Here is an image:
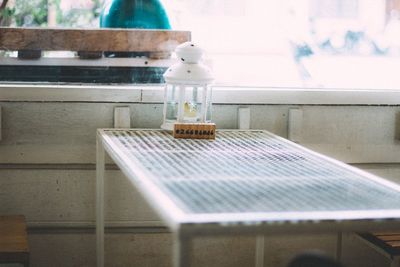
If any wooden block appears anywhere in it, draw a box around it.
[78,51,103,59]
[17,50,42,59]
[148,51,171,59]
[173,123,216,139]
[0,215,29,266]
[0,27,191,53]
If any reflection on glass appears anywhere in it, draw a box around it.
[164,85,212,123]
[206,86,212,122]
[184,101,197,120]
[166,101,177,121]
[183,87,199,121]
[165,85,177,121]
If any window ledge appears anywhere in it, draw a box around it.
[0,84,400,105]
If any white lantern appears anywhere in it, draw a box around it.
[161,42,214,131]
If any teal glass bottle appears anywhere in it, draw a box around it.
[100,0,171,29]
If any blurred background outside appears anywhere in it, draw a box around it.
[1,0,400,89]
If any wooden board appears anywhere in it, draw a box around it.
[0,215,29,252]
[374,233,400,241]
[372,233,400,248]
[0,215,29,265]
[0,27,191,52]
[358,232,400,255]
[173,123,216,139]
[17,50,42,59]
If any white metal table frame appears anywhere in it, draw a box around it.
[96,129,400,267]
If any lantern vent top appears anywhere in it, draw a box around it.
[175,42,203,63]
[163,42,213,84]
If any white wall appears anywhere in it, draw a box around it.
[0,87,399,267]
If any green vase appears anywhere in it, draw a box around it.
[100,0,171,57]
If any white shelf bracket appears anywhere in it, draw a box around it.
[288,108,303,143]
[238,107,251,130]
[396,112,400,140]
[114,107,131,128]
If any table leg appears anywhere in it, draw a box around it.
[173,233,192,267]
[96,136,105,267]
[336,232,342,262]
[255,235,265,267]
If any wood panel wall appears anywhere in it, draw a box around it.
[0,100,399,267]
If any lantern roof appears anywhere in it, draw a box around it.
[163,42,214,85]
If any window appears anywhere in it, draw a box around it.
[310,0,359,18]
[1,0,400,89]
[0,0,101,27]
[165,0,400,89]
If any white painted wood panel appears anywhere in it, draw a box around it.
[0,169,161,223]
[2,165,396,227]
[0,103,398,164]
[306,144,400,163]
[29,233,173,267]
[0,103,289,163]
[298,106,400,163]
[27,231,386,267]
[0,103,163,164]
[1,165,396,267]
[0,84,143,102]
[1,82,399,267]
[28,233,258,267]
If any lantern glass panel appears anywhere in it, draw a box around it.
[183,86,200,122]
[183,85,212,123]
[165,84,179,122]
[205,84,212,122]
[164,83,213,127]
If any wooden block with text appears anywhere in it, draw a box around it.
[173,123,216,140]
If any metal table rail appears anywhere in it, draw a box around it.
[96,129,400,267]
